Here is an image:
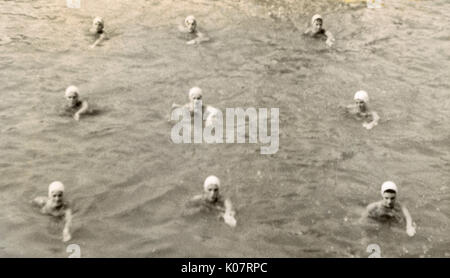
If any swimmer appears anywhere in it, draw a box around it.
[178,15,210,45]
[32,181,73,242]
[171,87,219,127]
[187,176,237,227]
[89,17,107,48]
[303,14,335,47]
[64,85,89,121]
[363,181,416,237]
[346,90,380,130]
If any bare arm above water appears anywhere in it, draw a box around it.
[401,205,416,237]
[32,196,47,208]
[363,111,379,130]
[74,100,89,121]
[90,33,106,48]
[63,209,73,242]
[222,198,237,227]
[187,31,210,45]
[325,30,335,47]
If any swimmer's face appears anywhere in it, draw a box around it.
[50,190,64,208]
[382,192,396,208]
[312,19,323,33]
[185,18,197,33]
[66,92,79,107]
[93,20,104,33]
[204,183,219,202]
[355,99,366,112]
[190,93,202,113]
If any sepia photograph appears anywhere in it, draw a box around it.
[0,0,449,262]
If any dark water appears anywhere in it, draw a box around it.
[0,0,449,257]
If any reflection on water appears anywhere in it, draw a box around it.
[0,0,449,257]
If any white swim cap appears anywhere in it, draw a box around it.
[381,181,398,196]
[65,85,79,97]
[311,14,323,24]
[354,90,369,103]
[189,87,203,100]
[204,175,220,191]
[93,17,104,25]
[48,181,65,197]
[185,15,196,24]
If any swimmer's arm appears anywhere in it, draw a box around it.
[363,202,378,219]
[370,111,380,125]
[363,111,380,130]
[187,195,204,208]
[222,199,237,227]
[32,196,47,208]
[63,209,72,242]
[178,25,189,33]
[224,199,235,215]
[345,104,360,117]
[303,28,312,36]
[90,33,106,48]
[325,30,335,47]
[345,104,356,114]
[401,205,416,237]
[187,32,210,44]
[74,100,89,121]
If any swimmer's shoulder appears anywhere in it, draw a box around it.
[393,202,404,213]
[366,201,382,216]
[80,99,89,108]
[345,104,358,114]
[187,195,204,207]
[32,196,48,208]
[303,28,312,36]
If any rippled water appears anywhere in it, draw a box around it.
[0,0,449,258]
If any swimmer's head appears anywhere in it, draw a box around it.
[48,181,65,207]
[185,15,197,33]
[311,14,323,32]
[189,87,203,113]
[203,175,220,202]
[65,85,80,107]
[381,181,397,208]
[93,17,104,33]
[354,90,369,111]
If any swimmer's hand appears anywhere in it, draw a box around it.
[223,211,237,227]
[186,39,197,45]
[406,223,416,237]
[363,122,373,129]
[363,119,378,130]
[326,38,335,47]
[63,228,71,242]
[325,31,335,47]
[73,113,80,121]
